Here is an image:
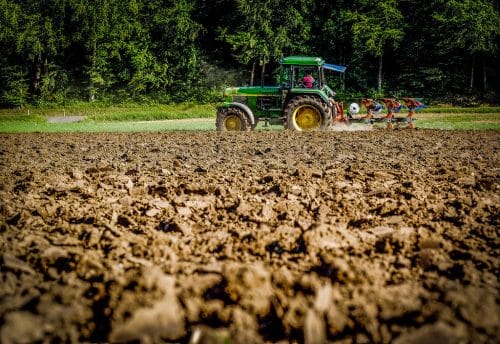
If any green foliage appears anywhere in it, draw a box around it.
[221,0,311,83]
[348,0,404,57]
[434,0,500,55]
[38,64,70,104]
[0,66,30,107]
[0,0,499,106]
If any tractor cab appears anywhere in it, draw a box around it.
[278,56,346,92]
[278,56,324,90]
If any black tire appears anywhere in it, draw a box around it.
[284,95,330,131]
[216,107,251,131]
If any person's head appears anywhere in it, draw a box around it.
[306,70,312,75]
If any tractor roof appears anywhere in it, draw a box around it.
[280,56,324,66]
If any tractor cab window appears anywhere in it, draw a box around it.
[278,65,322,89]
[291,67,320,88]
[277,66,292,89]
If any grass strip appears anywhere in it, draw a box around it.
[1,106,499,132]
[0,103,217,121]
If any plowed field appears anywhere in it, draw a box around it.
[1,129,499,343]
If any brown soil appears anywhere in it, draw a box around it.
[0,129,498,343]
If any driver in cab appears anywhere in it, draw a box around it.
[303,70,314,88]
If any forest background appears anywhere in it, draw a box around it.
[0,0,499,108]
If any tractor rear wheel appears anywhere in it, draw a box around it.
[216,107,250,131]
[284,95,330,131]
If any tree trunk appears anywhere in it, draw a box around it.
[89,40,96,101]
[32,56,42,96]
[377,55,383,91]
[250,61,256,86]
[483,56,487,91]
[339,47,345,90]
[470,54,475,91]
[43,57,49,78]
[260,59,266,87]
[341,48,346,90]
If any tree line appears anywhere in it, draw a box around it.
[0,0,499,107]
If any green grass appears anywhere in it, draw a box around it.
[0,103,217,121]
[0,114,46,123]
[0,104,499,133]
[419,106,500,114]
[0,118,216,133]
[87,104,216,121]
[415,113,500,130]
[0,103,218,132]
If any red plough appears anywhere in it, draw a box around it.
[333,97,425,129]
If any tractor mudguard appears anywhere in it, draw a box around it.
[222,102,255,126]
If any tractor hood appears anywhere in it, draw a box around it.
[223,86,281,97]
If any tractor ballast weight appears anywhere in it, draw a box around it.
[216,56,345,132]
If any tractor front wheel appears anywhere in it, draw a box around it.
[216,107,250,131]
[284,96,330,131]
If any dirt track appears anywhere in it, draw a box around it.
[0,129,499,343]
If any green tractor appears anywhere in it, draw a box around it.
[216,56,346,131]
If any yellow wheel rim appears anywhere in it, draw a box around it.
[224,114,242,131]
[292,105,322,130]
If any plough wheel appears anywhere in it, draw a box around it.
[216,107,251,131]
[408,122,415,129]
[284,95,330,131]
[386,122,394,130]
